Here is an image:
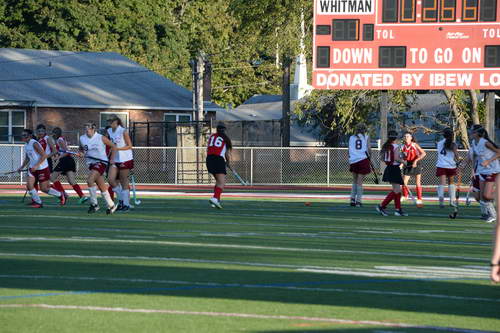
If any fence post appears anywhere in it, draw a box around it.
[174,147,178,185]
[250,148,254,185]
[19,145,24,185]
[327,148,330,187]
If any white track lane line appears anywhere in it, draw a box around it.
[0,304,495,333]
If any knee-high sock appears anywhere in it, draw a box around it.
[29,189,42,204]
[113,185,122,201]
[482,200,497,218]
[122,189,130,206]
[356,185,363,203]
[107,186,114,201]
[394,192,402,209]
[437,185,445,201]
[72,184,84,198]
[89,186,98,205]
[448,184,456,204]
[350,184,357,200]
[416,186,423,200]
[52,181,66,196]
[47,188,61,198]
[101,190,114,208]
[402,185,409,198]
[214,186,223,200]
[381,192,395,208]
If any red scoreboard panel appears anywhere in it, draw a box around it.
[313,0,500,89]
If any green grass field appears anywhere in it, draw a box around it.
[0,191,499,333]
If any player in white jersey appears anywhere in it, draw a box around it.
[78,122,118,215]
[435,128,460,208]
[348,124,371,207]
[107,115,134,212]
[17,129,65,208]
[36,124,57,173]
[471,127,500,223]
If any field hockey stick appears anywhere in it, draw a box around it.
[59,150,109,165]
[0,169,28,176]
[21,189,28,203]
[365,152,379,184]
[449,168,463,219]
[465,181,473,206]
[228,166,249,186]
[130,173,141,205]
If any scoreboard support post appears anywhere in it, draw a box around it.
[485,91,497,142]
[379,90,389,173]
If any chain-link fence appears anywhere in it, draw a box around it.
[0,144,474,186]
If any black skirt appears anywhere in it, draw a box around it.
[206,155,226,175]
[53,156,77,175]
[382,165,404,185]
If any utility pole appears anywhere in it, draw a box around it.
[485,91,496,142]
[281,58,291,147]
[194,53,205,146]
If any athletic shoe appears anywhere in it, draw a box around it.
[355,201,363,207]
[119,205,130,213]
[401,196,408,202]
[88,204,100,214]
[394,209,408,216]
[209,197,222,209]
[59,194,66,206]
[116,200,124,211]
[485,215,496,223]
[350,198,356,207]
[416,199,424,208]
[106,204,118,215]
[78,196,89,204]
[480,214,489,220]
[376,205,389,216]
[30,202,43,208]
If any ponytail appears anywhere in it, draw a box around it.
[475,128,499,149]
[443,128,455,151]
[382,131,398,153]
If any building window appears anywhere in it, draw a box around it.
[164,113,193,146]
[383,0,399,22]
[401,0,416,21]
[379,46,407,68]
[462,0,478,21]
[422,0,439,21]
[332,19,359,41]
[316,46,331,68]
[485,45,500,67]
[440,0,456,21]
[99,112,129,129]
[0,110,26,143]
[480,0,497,21]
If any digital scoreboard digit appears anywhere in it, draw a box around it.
[313,0,500,89]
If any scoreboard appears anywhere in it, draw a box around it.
[312,0,500,89]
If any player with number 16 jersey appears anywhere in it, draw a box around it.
[206,124,232,209]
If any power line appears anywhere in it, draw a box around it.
[212,64,277,71]
[0,69,154,82]
[212,81,274,89]
[0,51,82,65]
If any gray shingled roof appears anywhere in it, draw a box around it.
[0,48,223,111]
[217,95,322,146]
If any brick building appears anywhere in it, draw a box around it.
[0,48,222,146]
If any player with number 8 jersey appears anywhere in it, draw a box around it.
[348,124,371,207]
[206,123,232,209]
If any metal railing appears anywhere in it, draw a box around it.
[0,144,474,186]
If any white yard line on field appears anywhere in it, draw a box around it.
[0,273,493,301]
[0,304,495,333]
[0,237,488,261]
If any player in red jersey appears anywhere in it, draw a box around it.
[376,131,407,217]
[50,127,88,203]
[17,129,65,208]
[206,123,232,209]
[401,132,426,207]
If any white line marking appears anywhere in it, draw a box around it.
[0,304,495,332]
[0,237,488,261]
[0,274,494,302]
